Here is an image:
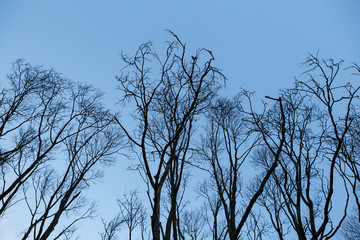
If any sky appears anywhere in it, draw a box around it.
[1,1,360,239]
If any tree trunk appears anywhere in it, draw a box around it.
[151,188,162,240]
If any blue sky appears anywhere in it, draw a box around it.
[1,1,359,239]
[1,1,359,103]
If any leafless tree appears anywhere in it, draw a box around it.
[115,31,225,240]
[197,179,227,240]
[243,211,270,240]
[341,208,360,240]
[163,136,193,240]
[257,55,359,240]
[198,93,286,240]
[335,63,360,210]
[257,165,290,240]
[117,190,147,240]
[0,60,62,215]
[180,209,208,240]
[99,190,148,240]
[99,215,124,240]
[0,60,123,239]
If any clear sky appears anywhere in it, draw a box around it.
[0,1,360,239]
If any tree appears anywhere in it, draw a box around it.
[115,31,225,240]
[197,179,227,240]
[340,207,360,240]
[243,210,270,240]
[0,60,59,215]
[0,60,122,239]
[117,190,147,240]
[198,93,286,240]
[257,55,359,239]
[180,209,208,240]
[99,214,124,240]
[337,63,360,224]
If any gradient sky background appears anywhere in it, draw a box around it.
[1,1,360,239]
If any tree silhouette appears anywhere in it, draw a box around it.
[115,31,225,240]
[0,60,123,239]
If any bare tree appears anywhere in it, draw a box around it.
[198,93,286,240]
[336,63,360,225]
[0,60,123,239]
[115,31,225,240]
[197,179,227,240]
[243,211,270,240]
[99,190,148,240]
[257,163,290,240]
[99,215,124,240]
[117,190,147,240]
[341,208,360,240]
[0,60,62,215]
[257,55,359,240]
[180,209,208,240]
